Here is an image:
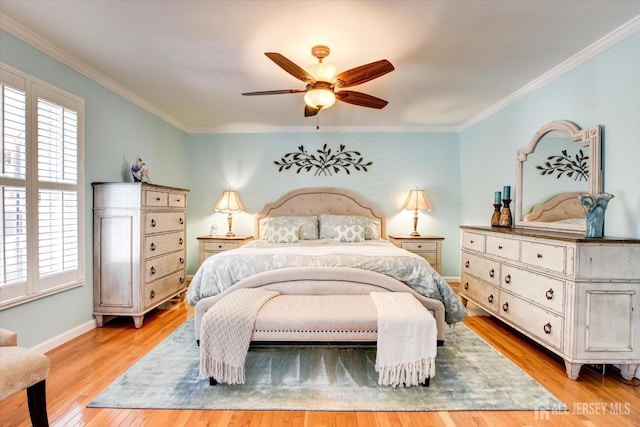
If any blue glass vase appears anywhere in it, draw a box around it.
[578,193,614,238]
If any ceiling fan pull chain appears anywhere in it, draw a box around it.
[316,114,320,130]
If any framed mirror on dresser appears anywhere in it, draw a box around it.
[460,120,640,381]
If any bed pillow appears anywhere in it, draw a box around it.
[259,216,319,240]
[266,225,299,243]
[319,214,379,240]
[333,224,365,243]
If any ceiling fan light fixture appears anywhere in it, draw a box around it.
[304,88,336,109]
[304,62,338,83]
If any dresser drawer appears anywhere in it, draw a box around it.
[144,212,185,234]
[502,265,565,314]
[462,231,485,252]
[144,251,186,282]
[486,235,520,261]
[168,192,186,208]
[145,190,169,207]
[144,231,185,258]
[460,274,500,314]
[499,293,564,350]
[144,271,186,309]
[521,241,566,273]
[462,252,500,286]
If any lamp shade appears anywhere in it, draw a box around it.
[402,189,432,212]
[215,190,244,212]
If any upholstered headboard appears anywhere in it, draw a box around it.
[253,187,387,239]
[523,191,584,223]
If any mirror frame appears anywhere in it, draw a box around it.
[515,120,602,233]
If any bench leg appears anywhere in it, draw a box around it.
[209,377,217,386]
[26,380,49,427]
[421,377,430,387]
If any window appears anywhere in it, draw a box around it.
[1,63,85,308]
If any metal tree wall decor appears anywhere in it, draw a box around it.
[536,149,589,182]
[275,143,372,176]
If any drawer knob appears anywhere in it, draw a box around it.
[543,323,552,334]
[489,268,495,278]
[417,245,422,248]
[465,260,470,268]
[150,242,156,251]
[179,217,184,225]
[470,240,474,244]
[537,253,543,259]
[180,257,185,264]
[177,198,181,202]
[218,245,223,249]
[150,290,155,299]
[150,218,156,227]
[179,277,185,284]
[179,238,184,245]
[498,245,503,250]
[464,282,469,290]
[545,289,554,300]
[156,197,161,201]
[502,302,509,312]
[504,274,511,284]
[150,266,156,275]
[487,294,494,303]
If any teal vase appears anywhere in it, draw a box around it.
[578,193,614,238]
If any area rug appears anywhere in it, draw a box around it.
[88,317,567,412]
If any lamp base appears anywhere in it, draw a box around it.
[225,231,235,237]
[410,231,420,236]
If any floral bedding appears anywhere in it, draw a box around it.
[187,239,467,323]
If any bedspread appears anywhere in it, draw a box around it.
[188,239,467,323]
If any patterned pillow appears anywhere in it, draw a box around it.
[319,214,379,240]
[266,225,299,243]
[259,216,318,240]
[333,224,365,243]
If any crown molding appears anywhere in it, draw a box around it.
[460,15,640,131]
[0,13,189,133]
[187,124,460,134]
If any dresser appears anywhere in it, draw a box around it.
[197,235,253,267]
[93,183,189,328]
[388,235,443,274]
[460,225,640,380]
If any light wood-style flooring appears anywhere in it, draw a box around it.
[1,293,639,426]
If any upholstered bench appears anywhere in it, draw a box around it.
[201,293,439,387]
[0,328,50,427]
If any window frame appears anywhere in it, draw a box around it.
[1,63,85,309]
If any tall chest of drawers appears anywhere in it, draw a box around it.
[93,183,189,328]
[460,225,640,380]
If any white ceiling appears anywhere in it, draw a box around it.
[1,1,639,133]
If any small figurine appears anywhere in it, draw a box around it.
[131,156,150,183]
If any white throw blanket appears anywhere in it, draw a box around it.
[370,292,437,387]
[199,288,280,385]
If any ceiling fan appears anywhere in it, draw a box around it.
[242,45,395,117]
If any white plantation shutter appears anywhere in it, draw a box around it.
[0,64,85,308]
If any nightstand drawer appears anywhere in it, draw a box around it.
[203,241,241,252]
[399,241,437,252]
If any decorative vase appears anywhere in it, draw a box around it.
[579,193,614,238]
[499,199,512,228]
[491,203,502,227]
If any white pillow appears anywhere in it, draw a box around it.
[319,214,379,240]
[267,225,299,243]
[333,224,365,243]
[259,216,318,240]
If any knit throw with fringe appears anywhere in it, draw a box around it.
[370,292,437,387]
[199,288,280,385]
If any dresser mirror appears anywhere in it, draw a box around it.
[515,120,602,233]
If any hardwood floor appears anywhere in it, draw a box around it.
[1,296,639,427]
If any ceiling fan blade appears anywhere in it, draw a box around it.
[304,104,320,117]
[265,52,316,84]
[334,59,394,88]
[242,89,306,96]
[335,90,389,109]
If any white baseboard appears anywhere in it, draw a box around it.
[32,319,97,354]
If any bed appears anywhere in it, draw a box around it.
[188,187,467,347]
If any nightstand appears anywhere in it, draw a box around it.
[388,235,444,274]
[197,235,253,267]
